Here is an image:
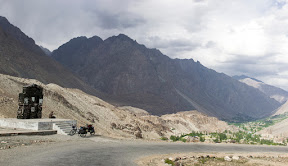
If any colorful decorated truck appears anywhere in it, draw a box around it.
[17,84,43,119]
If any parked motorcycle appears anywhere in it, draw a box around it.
[78,124,95,137]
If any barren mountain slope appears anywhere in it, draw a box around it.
[0,74,235,139]
[161,111,233,134]
[0,16,100,97]
[256,100,288,138]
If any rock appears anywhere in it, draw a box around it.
[232,156,239,160]
[209,155,216,159]
[224,156,232,161]
[239,156,246,159]
[168,157,174,161]
[110,123,117,129]
[135,132,143,139]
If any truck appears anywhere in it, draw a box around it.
[17,84,43,119]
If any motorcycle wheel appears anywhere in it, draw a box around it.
[69,130,76,136]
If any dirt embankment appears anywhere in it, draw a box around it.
[0,73,235,140]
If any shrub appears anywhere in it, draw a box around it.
[165,159,175,166]
[160,137,168,141]
[170,135,179,142]
[219,133,227,141]
[200,136,205,142]
[135,132,143,139]
[180,138,187,142]
[199,158,208,164]
[214,138,220,143]
[170,135,177,142]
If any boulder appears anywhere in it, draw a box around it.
[232,156,239,160]
[224,156,232,161]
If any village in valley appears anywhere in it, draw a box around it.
[162,113,288,146]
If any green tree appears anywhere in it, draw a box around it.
[200,136,205,142]
[170,135,179,142]
[214,137,220,143]
[219,133,227,141]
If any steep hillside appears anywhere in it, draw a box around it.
[258,117,288,138]
[234,75,288,104]
[52,34,280,122]
[272,100,288,115]
[254,101,288,140]
[0,74,235,139]
[0,16,43,55]
[0,16,99,95]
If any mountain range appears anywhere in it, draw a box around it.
[51,34,280,122]
[0,16,282,122]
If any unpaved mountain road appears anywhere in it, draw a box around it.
[1,136,288,166]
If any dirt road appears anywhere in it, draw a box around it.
[0,135,288,166]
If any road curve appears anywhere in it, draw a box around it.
[1,136,288,166]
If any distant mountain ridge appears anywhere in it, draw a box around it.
[52,34,280,122]
[233,75,288,104]
[233,75,263,83]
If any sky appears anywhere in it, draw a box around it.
[1,0,288,90]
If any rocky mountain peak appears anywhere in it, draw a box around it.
[55,36,103,52]
[89,35,103,43]
[105,34,136,44]
[55,36,88,51]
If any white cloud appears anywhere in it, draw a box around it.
[1,0,288,90]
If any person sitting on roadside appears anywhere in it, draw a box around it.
[49,111,56,118]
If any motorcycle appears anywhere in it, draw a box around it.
[78,124,95,137]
